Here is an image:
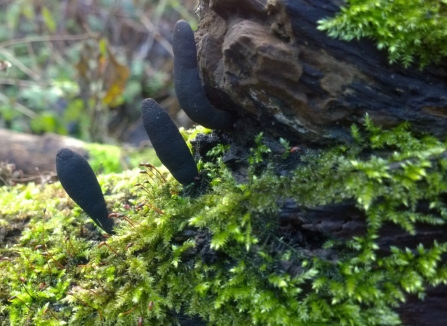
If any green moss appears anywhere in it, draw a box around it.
[84,143,161,174]
[180,125,212,151]
[317,0,447,67]
[2,120,447,325]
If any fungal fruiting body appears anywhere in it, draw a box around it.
[141,98,198,185]
[173,20,234,129]
[56,148,114,234]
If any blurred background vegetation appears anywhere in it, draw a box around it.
[0,0,197,145]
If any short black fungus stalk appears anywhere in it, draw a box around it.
[173,20,234,129]
[141,98,198,185]
[56,148,114,234]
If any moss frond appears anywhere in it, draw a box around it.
[318,0,447,67]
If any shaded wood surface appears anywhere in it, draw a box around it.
[196,0,447,144]
[278,199,447,326]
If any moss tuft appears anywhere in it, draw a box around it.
[318,0,447,67]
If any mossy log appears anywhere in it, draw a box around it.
[277,199,447,325]
[175,194,447,324]
[195,0,447,144]
[191,1,447,324]
[3,122,447,325]
[2,1,447,324]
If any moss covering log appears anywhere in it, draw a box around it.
[2,121,447,325]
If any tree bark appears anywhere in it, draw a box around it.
[195,0,447,144]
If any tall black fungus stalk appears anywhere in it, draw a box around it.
[173,20,234,129]
[56,148,114,234]
[141,98,198,186]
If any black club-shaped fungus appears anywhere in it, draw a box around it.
[173,20,234,129]
[141,98,198,185]
[56,148,114,234]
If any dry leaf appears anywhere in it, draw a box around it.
[102,48,130,106]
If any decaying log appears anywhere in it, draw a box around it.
[192,1,447,324]
[276,199,447,326]
[279,199,447,253]
[0,128,87,182]
[195,0,447,144]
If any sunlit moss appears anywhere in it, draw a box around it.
[85,143,161,174]
[318,0,447,67]
[1,121,447,325]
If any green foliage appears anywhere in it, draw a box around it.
[279,137,291,159]
[2,120,447,325]
[317,0,447,67]
[0,0,197,141]
[206,144,230,158]
[248,132,271,164]
[180,125,212,151]
[84,143,124,174]
[82,143,160,174]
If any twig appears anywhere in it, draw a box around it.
[0,91,37,118]
[0,49,41,81]
[10,172,57,184]
[102,0,122,36]
[0,78,43,87]
[137,0,173,59]
[0,33,95,49]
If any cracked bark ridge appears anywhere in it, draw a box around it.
[196,0,447,144]
[141,98,198,185]
[56,148,114,234]
[173,20,235,130]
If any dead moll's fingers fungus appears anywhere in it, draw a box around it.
[173,20,234,129]
[56,148,114,234]
[142,98,199,185]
